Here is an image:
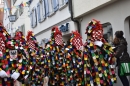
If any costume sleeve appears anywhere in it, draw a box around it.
[115,44,125,58]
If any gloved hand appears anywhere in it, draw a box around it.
[24,75,28,79]
[43,76,49,86]
[0,70,8,78]
[94,41,103,47]
[11,71,20,80]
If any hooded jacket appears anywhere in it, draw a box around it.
[115,37,130,63]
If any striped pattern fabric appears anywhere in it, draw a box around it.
[120,63,130,76]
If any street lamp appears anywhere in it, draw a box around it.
[8,15,16,22]
[8,15,16,37]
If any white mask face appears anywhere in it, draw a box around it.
[9,50,17,60]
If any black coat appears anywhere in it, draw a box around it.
[115,37,130,65]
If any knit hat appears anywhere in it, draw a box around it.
[115,30,124,38]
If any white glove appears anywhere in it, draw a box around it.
[94,41,103,47]
[11,71,20,80]
[0,70,8,78]
[43,76,49,86]
[24,75,28,79]
[112,47,115,49]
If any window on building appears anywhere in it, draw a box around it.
[37,0,46,23]
[102,23,113,45]
[30,12,33,27]
[37,0,46,22]
[45,0,59,16]
[4,10,7,20]
[59,0,68,6]
[19,3,23,16]
[30,8,37,28]
[48,0,54,15]
[59,0,68,10]
[13,0,17,5]
[20,24,25,36]
[41,0,46,20]
[41,38,49,48]
[65,0,68,3]
[59,0,65,6]
[16,28,19,32]
[52,0,59,12]
[8,23,10,30]
[45,0,49,17]
[7,24,8,29]
[14,9,18,20]
[37,3,41,22]
[1,0,4,4]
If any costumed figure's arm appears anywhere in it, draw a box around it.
[115,44,125,58]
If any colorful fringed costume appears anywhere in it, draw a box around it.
[0,26,29,86]
[64,30,84,85]
[83,19,117,86]
[45,26,66,86]
[0,24,12,86]
[4,31,30,86]
[12,31,30,85]
[26,31,45,85]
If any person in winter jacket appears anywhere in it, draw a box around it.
[113,30,130,86]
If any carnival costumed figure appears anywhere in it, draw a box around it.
[45,26,66,86]
[83,19,116,86]
[13,31,31,85]
[38,47,49,86]
[3,31,30,86]
[26,31,46,86]
[14,31,32,86]
[0,23,12,86]
[64,30,83,86]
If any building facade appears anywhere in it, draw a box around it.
[72,0,130,85]
[3,0,12,35]
[29,0,77,47]
[11,0,31,36]
[72,0,130,52]
[0,0,4,24]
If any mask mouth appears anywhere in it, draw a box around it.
[9,50,17,60]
